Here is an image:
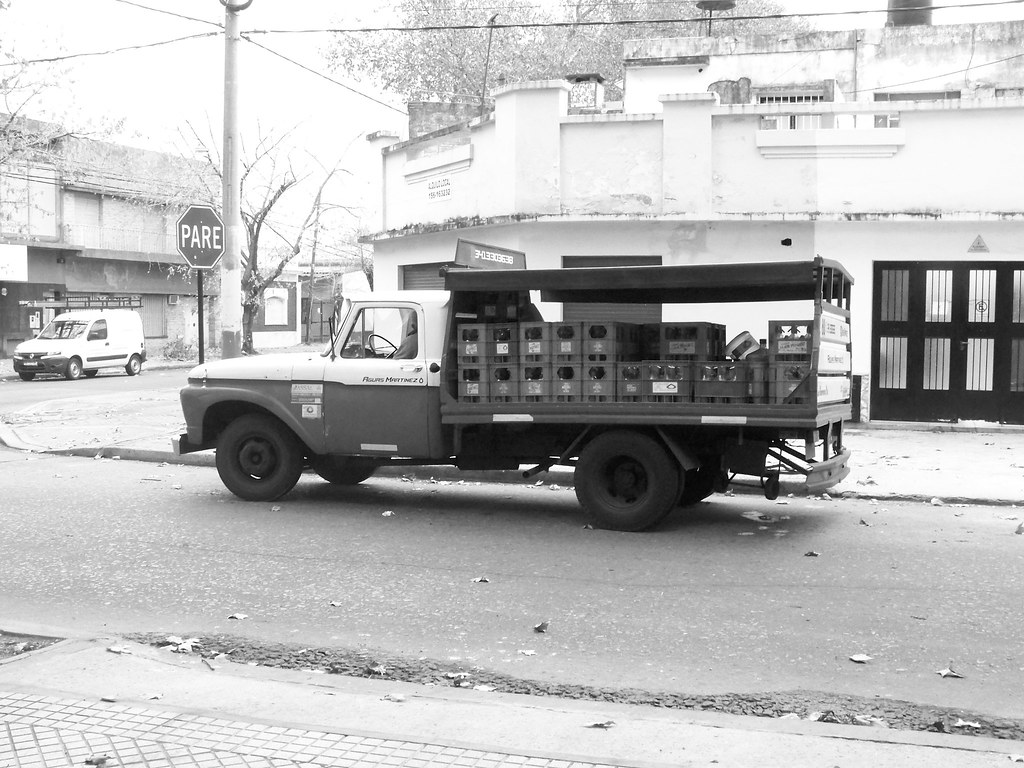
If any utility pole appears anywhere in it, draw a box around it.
[220,0,252,359]
[479,13,498,118]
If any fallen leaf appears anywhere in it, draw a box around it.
[930,497,945,507]
[534,621,549,633]
[472,577,489,583]
[85,756,111,766]
[1009,755,1024,762]
[382,510,395,517]
[859,519,872,527]
[586,720,615,729]
[143,692,163,700]
[804,550,820,557]
[368,664,389,675]
[381,693,406,702]
[202,658,218,671]
[329,601,344,607]
[473,684,496,692]
[582,524,594,530]
[936,666,965,678]
[99,696,117,703]
[778,712,800,719]
[849,654,873,664]
[518,649,536,656]
[270,505,282,512]
[227,613,248,620]
[106,645,132,655]
[953,718,981,728]
[1016,522,1024,535]
[854,715,889,728]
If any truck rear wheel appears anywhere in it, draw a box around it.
[311,456,378,485]
[575,430,681,531]
[216,414,304,501]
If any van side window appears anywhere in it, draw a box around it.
[88,320,108,341]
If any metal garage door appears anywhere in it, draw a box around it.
[138,294,167,338]
[562,255,663,323]
[400,262,455,290]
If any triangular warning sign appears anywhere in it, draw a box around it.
[968,235,989,253]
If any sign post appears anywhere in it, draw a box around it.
[176,205,226,364]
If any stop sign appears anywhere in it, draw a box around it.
[176,205,225,270]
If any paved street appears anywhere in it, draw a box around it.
[1,449,1021,723]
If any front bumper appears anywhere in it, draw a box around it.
[13,356,69,375]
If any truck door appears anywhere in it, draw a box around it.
[323,304,432,458]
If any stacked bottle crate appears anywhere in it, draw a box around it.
[552,322,584,402]
[643,361,691,403]
[767,320,812,404]
[641,323,728,403]
[456,322,519,403]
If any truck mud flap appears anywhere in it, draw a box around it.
[804,448,851,494]
[173,433,203,456]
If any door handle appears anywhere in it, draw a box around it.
[400,364,423,372]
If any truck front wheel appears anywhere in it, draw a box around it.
[575,430,681,532]
[216,414,304,501]
[311,455,378,485]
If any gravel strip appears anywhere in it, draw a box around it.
[128,632,1024,741]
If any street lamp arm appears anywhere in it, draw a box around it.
[219,0,253,10]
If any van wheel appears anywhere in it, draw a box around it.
[83,370,99,378]
[311,455,378,485]
[125,355,142,376]
[65,358,83,380]
[575,430,681,532]
[18,372,35,381]
[216,413,304,501]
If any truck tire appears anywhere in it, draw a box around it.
[575,430,681,532]
[311,455,378,485]
[216,413,304,501]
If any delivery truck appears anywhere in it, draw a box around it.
[176,256,852,531]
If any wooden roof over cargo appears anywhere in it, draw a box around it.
[442,257,852,310]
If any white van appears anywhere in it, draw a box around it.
[12,309,147,381]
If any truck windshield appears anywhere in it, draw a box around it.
[38,320,88,340]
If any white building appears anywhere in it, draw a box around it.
[363,18,1024,424]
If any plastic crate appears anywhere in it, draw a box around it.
[479,292,520,323]
[694,360,768,404]
[553,364,582,402]
[583,322,641,362]
[457,364,488,402]
[616,362,644,402]
[655,322,727,360]
[769,361,812,404]
[520,364,552,401]
[642,361,692,403]
[519,322,551,362]
[487,363,519,402]
[552,322,584,360]
[583,363,616,398]
[768,320,812,360]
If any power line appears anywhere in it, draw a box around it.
[109,0,223,29]
[240,36,408,116]
[0,32,219,67]
[241,0,1024,34]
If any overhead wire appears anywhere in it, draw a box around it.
[241,0,1024,34]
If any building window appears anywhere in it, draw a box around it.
[264,287,289,326]
[873,90,961,102]
[758,94,823,130]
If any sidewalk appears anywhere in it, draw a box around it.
[2,630,1022,768]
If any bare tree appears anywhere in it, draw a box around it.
[325,0,808,103]
[184,123,354,354]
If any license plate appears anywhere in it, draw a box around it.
[21,361,40,368]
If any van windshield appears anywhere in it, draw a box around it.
[38,320,89,340]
